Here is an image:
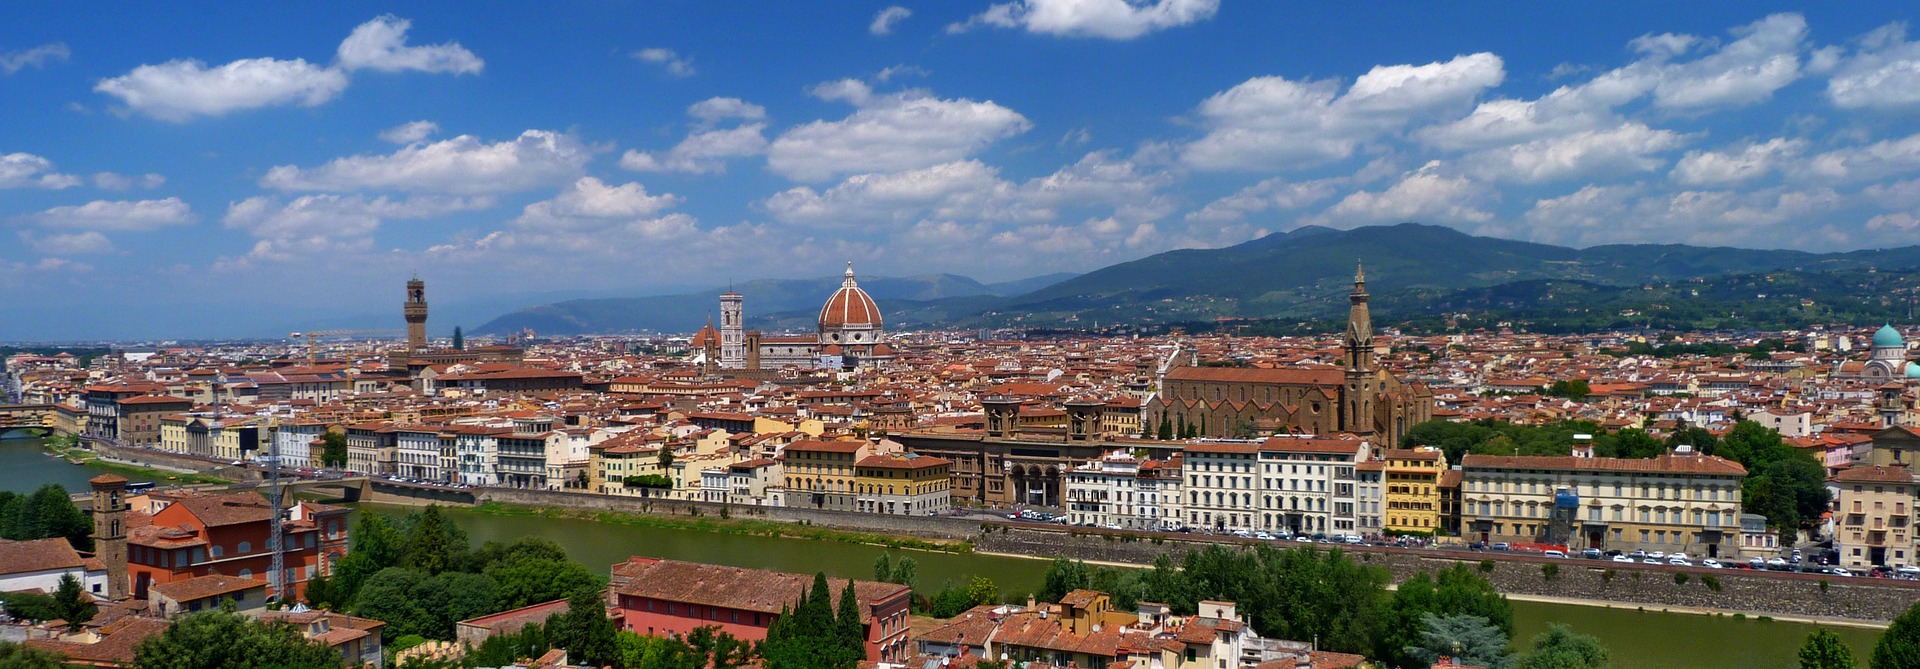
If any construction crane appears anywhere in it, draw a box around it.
[289,329,399,366]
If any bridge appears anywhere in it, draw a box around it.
[0,404,60,440]
[216,476,477,505]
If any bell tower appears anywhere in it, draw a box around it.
[1342,262,1377,437]
[405,275,429,350]
[719,291,745,369]
[90,474,129,599]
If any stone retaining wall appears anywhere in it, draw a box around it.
[975,526,1920,624]
[475,486,987,540]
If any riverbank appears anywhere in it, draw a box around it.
[466,501,974,555]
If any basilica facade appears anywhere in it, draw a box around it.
[1142,265,1434,448]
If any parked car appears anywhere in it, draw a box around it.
[1749,557,1767,569]
[1667,556,1692,566]
[1642,558,1661,565]
[1702,559,1723,569]
[1834,568,1856,577]
[1898,565,1920,578]
[1628,550,1648,560]
[1767,557,1789,569]
[1543,549,1568,559]
[1612,555,1635,563]
[1492,542,1512,551]
[1581,549,1604,559]
[1649,551,1667,560]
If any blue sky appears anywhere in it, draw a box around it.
[4,1,1920,340]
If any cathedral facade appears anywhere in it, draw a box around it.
[694,262,894,374]
[1142,265,1434,447]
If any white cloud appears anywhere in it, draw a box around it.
[1807,131,1920,182]
[1311,163,1494,226]
[1,43,70,75]
[19,197,194,231]
[1827,22,1920,109]
[1868,212,1920,231]
[1186,177,1344,222]
[1181,53,1504,170]
[621,98,770,174]
[94,57,349,121]
[20,230,113,255]
[261,130,590,194]
[1670,137,1804,185]
[765,153,1170,227]
[686,97,767,127]
[514,177,683,230]
[767,87,1031,181]
[1520,183,1844,246]
[871,6,912,35]
[1462,122,1689,183]
[379,120,441,144]
[0,153,81,189]
[90,172,166,190]
[221,194,489,262]
[949,0,1219,40]
[1649,13,1807,110]
[336,15,483,74]
[634,48,694,77]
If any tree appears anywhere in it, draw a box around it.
[1800,629,1858,669]
[761,573,861,669]
[402,506,460,575]
[963,576,1000,609]
[486,557,602,609]
[51,574,95,627]
[836,579,865,659]
[1517,624,1607,669]
[131,609,341,669]
[1874,601,1920,669]
[1038,558,1091,603]
[1157,416,1173,440]
[1595,428,1664,459]
[350,568,434,640]
[1406,613,1512,669]
[1378,565,1513,666]
[872,554,891,583]
[684,626,755,669]
[0,484,91,550]
[318,431,349,469]
[548,590,618,668]
[658,444,676,473]
[0,642,65,669]
[452,326,464,351]
[1544,379,1590,401]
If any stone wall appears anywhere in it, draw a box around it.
[87,440,255,480]
[474,487,987,540]
[975,526,1920,624]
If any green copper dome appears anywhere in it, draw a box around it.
[1875,324,1904,348]
[1906,362,1920,378]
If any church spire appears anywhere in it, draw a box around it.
[1345,260,1373,370]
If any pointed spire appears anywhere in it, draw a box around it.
[1354,260,1365,285]
[843,260,858,287]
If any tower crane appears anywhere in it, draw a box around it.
[288,329,399,366]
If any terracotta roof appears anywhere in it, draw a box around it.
[1184,441,1260,455]
[1259,436,1363,454]
[611,557,907,621]
[1461,452,1746,476]
[0,537,86,576]
[1835,465,1916,484]
[785,439,864,453]
[150,574,264,602]
[820,264,882,329]
[1165,366,1343,386]
[171,492,276,527]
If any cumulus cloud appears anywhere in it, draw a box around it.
[764,153,1167,226]
[621,98,769,174]
[1670,137,1804,185]
[20,230,114,255]
[94,57,348,121]
[1826,22,1920,109]
[221,194,489,262]
[1,43,70,75]
[379,120,441,144]
[94,15,475,120]
[871,6,912,35]
[1185,177,1345,222]
[1518,183,1845,246]
[1309,162,1494,227]
[0,153,81,189]
[767,85,1031,181]
[1807,131,1920,182]
[1181,53,1505,170]
[949,0,1219,40]
[18,197,194,231]
[634,48,694,77]
[1648,13,1807,110]
[513,177,683,230]
[90,172,166,190]
[1461,122,1690,183]
[336,15,483,74]
[261,130,590,194]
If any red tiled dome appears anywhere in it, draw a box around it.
[691,318,720,348]
[819,262,882,329]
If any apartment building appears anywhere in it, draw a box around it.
[782,439,871,511]
[1460,447,1747,556]
[1380,447,1446,535]
[1834,465,1919,570]
[1256,436,1370,536]
[1065,451,1183,530]
[1183,441,1258,531]
[852,452,952,516]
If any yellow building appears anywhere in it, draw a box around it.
[853,452,952,515]
[782,439,870,512]
[1834,465,1919,570]
[1460,449,1747,556]
[588,431,672,497]
[1380,447,1446,535]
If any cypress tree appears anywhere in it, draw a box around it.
[836,580,865,664]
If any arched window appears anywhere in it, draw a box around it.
[237,541,251,553]
[210,545,224,558]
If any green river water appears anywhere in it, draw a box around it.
[0,439,1888,667]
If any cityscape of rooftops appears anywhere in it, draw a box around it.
[7,3,1920,669]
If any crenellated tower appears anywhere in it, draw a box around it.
[405,276,429,350]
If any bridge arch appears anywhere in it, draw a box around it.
[0,427,53,440]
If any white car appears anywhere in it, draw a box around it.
[1667,556,1692,566]
[1702,559,1723,569]
[1254,531,1275,540]
[1612,555,1635,563]
[1833,568,1855,577]
[1649,551,1667,560]
[1669,552,1690,562]
[1767,558,1789,568]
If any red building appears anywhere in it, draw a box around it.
[126,491,349,601]
[609,557,913,662]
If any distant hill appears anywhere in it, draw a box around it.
[479,223,1920,335]
[474,271,1079,335]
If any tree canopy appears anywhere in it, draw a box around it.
[1517,624,1608,669]
[131,608,341,669]
[1874,601,1920,669]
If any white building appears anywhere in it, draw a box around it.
[393,426,445,482]
[453,425,508,486]
[1183,441,1259,531]
[1256,436,1370,536]
[1065,451,1184,530]
[0,537,110,597]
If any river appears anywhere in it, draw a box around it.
[354,503,1884,669]
[0,437,153,494]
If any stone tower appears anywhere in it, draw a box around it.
[1342,262,1377,437]
[719,291,745,369]
[89,474,129,599]
[405,276,429,350]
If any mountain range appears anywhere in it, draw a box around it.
[477,224,1920,335]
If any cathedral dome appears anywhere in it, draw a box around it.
[1876,324,1905,348]
[691,318,720,348]
[1906,362,1920,379]
[819,262,882,331]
